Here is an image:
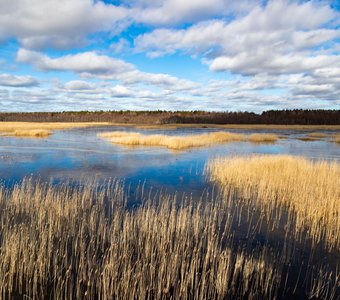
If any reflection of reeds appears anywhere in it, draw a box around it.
[248,134,278,143]
[0,179,280,299]
[206,155,340,250]
[99,131,281,149]
[0,122,111,138]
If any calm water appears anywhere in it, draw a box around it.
[0,126,339,191]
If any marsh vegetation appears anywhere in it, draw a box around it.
[0,122,111,138]
[206,155,340,250]
[0,155,339,299]
[98,131,279,150]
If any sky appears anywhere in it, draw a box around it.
[0,0,340,112]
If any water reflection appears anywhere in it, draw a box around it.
[0,126,339,190]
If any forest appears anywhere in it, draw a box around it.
[0,109,339,124]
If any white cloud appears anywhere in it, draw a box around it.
[128,0,260,25]
[135,0,339,75]
[209,53,340,75]
[0,73,39,87]
[63,80,96,91]
[17,49,199,91]
[111,85,135,97]
[17,49,134,75]
[0,0,129,49]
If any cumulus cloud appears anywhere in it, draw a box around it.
[17,49,199,91]
[0,73,39,87]
[135,0,339,74]
[0,0,129,49]
[126,0,260,25]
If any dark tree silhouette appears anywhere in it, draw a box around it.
[0,110,339,125]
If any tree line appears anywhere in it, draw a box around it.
[0,109,339,124]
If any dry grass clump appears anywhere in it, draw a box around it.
[307,132,327,138]
[99,131,246,149]
[248,134,278,143]
[0,179,284,299]
[9,129,52,138]
[206,155,340,250]
[99,131,283,149]
[0,122,111,138]
[332,134,340,144]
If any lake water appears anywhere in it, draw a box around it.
[1,126,339,190]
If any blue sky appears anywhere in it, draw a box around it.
[0,0,339,112]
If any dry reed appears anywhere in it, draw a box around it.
[0,122,111,138]
[307,132,327,138]
[206,155,340,250]
[0,179,283,300]
[98,131,282,149]
[9,129,52,137]
[332,134,340,144]
[248,134,278,143]
[0,178,338,299]
[98,131,246,149]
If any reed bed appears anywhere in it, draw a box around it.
[98,131,246,149]
[248,134,278,143]
[5,129,52,138]
[333,134,340,144]
[0,179,284,300]
[0,178,338,299]
[0,122,111,138]
[307,132,327,138]
[98,131,281,149]
[206,155,340,250]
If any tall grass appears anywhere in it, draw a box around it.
[0,179,287,299]
[0,177,338,298]
[248,134,278,143]
[206,155,340,250]
[0,122,111,138]
[307,132,327,138]
[333,134,340,144]
[8,129,52,137]
[98,131,280,149]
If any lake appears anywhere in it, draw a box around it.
[1,126,339,191]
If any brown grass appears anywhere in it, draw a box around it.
[7,129,52,137]
[332,134,340,144]
[99,131,282,149]
[134,124,340,130]
[0,179,338,299]
[206,155,340,250]
[98,131,247,149]
[0,179,284,299]
[248,134,278,143]
[0,122,112,138]
[307,132,327,138]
